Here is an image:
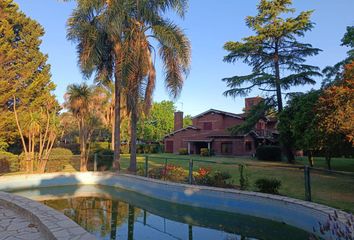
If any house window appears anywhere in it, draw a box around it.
[221,142,233,154]
[203,122,212,130]
[245,141,252,152]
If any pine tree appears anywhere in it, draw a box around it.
[0,0,58,170]
[223,0,321,112]
[222,0,322,162]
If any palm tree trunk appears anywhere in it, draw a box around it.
[129,109,138,172]
[111,120,115,151]
[113,68,121,171]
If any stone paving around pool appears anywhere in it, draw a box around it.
[0,191,95,240]
[0,204,44,240]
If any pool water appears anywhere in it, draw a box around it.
[11,185,312,240]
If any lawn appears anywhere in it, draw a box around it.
[118,153,354,213]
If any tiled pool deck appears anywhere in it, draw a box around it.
[0,191,95,240]
[0,204,43,240]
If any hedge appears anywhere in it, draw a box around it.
[256,145,282,162]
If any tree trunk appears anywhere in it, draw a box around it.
[111,121,115,151]
[274,41,283,112]
[79,127,88,172]
[113,73,121,170]
[129,109,137,173]
[127,204,135,240]
[110,200,119,240]
[308,150,314,167]
[284,145,295,163]
[325,150,331,170]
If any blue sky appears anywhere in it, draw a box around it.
[15,0,354,116]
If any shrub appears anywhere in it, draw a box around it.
[91,142,110,153]
[179,148,188,155]
[255,178,282,194]
[120,144,130,154]
[0,142,9,152]
[194,167,212,185]
[58,143,80,155]
[239,164,249,190]
[148,164,186,182]
[0,151,19,173]
[212,171,232,188]
[137,144,145,154]
[194,168,232,188]
[47,148,74,172]
[256,145,282,162]
[200,148,210,156]
[49,148,73,159]
[95,149,114,170]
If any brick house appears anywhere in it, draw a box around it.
[164,97,278,156]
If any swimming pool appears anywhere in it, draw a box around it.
[10,185,311,240]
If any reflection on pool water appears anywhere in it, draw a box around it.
[11,185,311,240]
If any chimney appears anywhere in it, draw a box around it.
[174,111,183,131]
[245,97,263,112]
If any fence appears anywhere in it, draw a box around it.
[1,153,353,213]
[124,155,354,213]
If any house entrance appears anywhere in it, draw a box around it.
[195,142,209,155]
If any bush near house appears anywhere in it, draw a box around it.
[179,148,188,155]
[255,178,282,194]
[256,145,282,161]
[200,148,210,156]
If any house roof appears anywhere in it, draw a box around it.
[192,109,244,120]
[164,126,199,138]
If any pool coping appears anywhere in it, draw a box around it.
[0,191,96,240]
[0,172,352,240]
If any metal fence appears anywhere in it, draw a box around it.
[125,155,354,213]
[1,153,353,213]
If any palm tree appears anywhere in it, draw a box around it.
[64,83,101,171]
[67,0,123,170]
[67,0,191,172]
[122,5,191,172]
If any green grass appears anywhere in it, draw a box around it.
[296,156,354,172]
[118,153,354,213]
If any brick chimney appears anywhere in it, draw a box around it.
[174,111,183,131]
[245,97,263,112]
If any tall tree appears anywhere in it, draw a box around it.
[138,101,176,142]
[67,0,123,170]
[222,0,321,162]
[67,0,190,172]
[0,0,59,172]
[183,114,193,127]
[316,61,354,169]
[64,83,103,171]
[278,91,322,167]
[121,2,191,172]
